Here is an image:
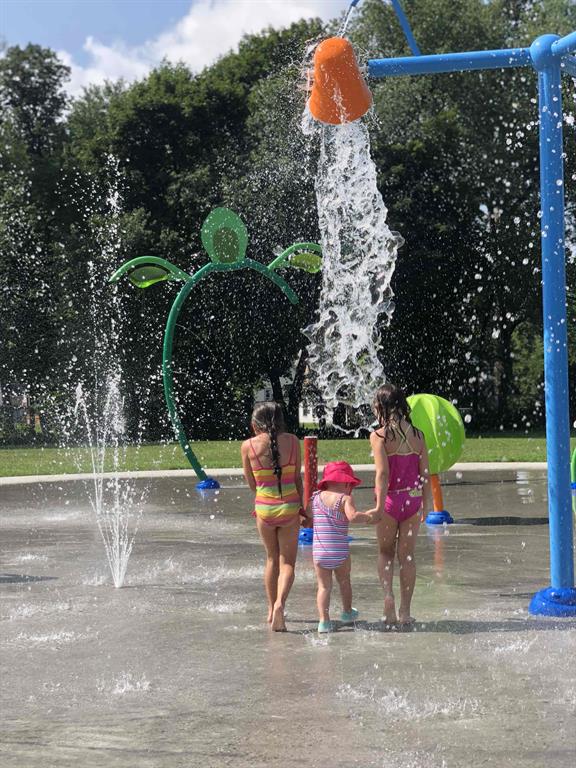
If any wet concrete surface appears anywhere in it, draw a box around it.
[1,469,575,767]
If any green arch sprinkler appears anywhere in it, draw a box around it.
[109,207,322,489]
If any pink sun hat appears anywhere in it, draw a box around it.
[317,461,362,490]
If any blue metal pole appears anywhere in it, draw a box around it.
[368,47,531,78]
[528,35,576,617]
[345,0,421,56]
[552,30,576,57]
[389,0,421,56]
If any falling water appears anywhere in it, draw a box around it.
[303,114,403,416]
[338,1,359,37]
[339,8,354,38]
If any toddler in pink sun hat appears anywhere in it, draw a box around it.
[308,461,381,633]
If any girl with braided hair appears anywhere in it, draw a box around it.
[241,401,306,631]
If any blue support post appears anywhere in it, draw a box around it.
[528,35,576,617]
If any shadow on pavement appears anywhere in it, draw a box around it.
[287,617,576,635]
[0,573,58,584]
[454,516,549,526]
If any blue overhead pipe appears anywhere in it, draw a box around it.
[552,30,576,56]
[561,56,576,77]
[369,47,531,77]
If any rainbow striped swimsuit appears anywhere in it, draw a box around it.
[312,492,349,568]
[251,437,301,525]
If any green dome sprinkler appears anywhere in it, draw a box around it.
[109,207,322,489]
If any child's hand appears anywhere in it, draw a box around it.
[365,508,383,524]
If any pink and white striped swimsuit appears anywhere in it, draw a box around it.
[312,492,349,568]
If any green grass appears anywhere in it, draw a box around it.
[0,434,574,477]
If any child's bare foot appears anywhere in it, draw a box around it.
[267,607,273,623]
[398,612,415,630]
[271,603,287,632]
[383,596,397,626]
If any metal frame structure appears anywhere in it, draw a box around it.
[110,215,321,490]
[363,2,576,616]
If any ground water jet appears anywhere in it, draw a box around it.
[66,156,146,588]
[74,374,144,588]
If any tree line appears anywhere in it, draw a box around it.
[0,0,574,445]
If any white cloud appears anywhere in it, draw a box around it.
[59,38,152,94]
[60,0,345,96]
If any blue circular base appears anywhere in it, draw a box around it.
[529,586,576,617]
[425,510,454,525]
[196,477,220,490]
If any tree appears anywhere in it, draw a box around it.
[0,45,72,439]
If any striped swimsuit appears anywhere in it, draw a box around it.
[312,492,349,568]
[251,436,301,527]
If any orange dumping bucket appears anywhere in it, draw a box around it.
[308,37,372,125]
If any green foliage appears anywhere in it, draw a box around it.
[0,2,574,446]
[0,44,69,155]
[0,44,73,436]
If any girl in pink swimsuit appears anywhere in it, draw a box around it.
[369,384,432,628]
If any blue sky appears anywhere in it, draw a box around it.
[3,1,194,65]
[1,0,345,94]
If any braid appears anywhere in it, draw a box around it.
[250,400,286,498]
[268,424,283,497]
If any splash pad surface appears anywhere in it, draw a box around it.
[1,470,575,767]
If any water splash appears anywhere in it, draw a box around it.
[74,374,143,588]
[303,115,403,415]
[97,672,151,696]
[69,157,146,588]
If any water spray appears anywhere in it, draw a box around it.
[303,35,403,418]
